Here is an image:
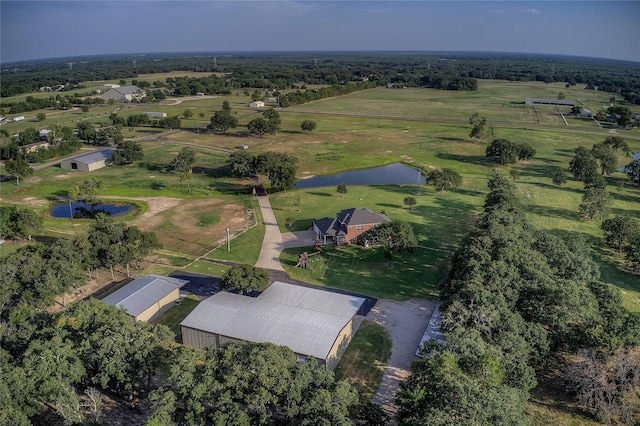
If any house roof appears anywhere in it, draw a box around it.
[336,208,390,226]
[180,281,365,360]
[65,148,115,165]
[101,274,188,317]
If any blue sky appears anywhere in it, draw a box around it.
[1,1,639,64]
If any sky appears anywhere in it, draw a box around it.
[1,1,639,64]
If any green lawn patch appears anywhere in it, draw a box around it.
[282,244,441,300]
[151,295,200,343]
[197,211,221,227]
[184,260,232,277]
[334,321,392,399]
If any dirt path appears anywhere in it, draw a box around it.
[367,298,436,417]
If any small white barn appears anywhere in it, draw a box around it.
[60,148,115,172]
[180,282,365,370]
[249,101,265,108]
[143,111,167,118]
[101,274,188,323]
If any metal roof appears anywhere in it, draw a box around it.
[101,274,188,317]
[66,148,115,166]
[112,85,142,95]
[180,281,365,359]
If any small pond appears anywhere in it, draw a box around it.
[50,201,136,219]
[293,162,426,189]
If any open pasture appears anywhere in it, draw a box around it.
[289,80,613,127]
[2,79,638,307]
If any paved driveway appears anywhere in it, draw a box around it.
[367,298,436,416]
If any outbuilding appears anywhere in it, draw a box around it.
[143,111,167,118]
[249,101,265,108]
[180,281,365,370]
[101,274,189,323]
[60,148,115,172]
[101,85,145,103]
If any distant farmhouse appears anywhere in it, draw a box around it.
[181,281,365,370]
[101,274,188,323]
[60,148,115,172]
[313,208,390,245]
[525,97,575,107]
[101,85,145,103]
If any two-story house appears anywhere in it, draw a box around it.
[313,208,390,245]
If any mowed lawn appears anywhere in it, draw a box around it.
[334,321,392,399]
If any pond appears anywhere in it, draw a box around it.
[293,162,426,189]
[50,201,136,219]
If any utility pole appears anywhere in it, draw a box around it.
[227,225,230,251]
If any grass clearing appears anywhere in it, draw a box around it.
[184,260,232,277]
[151,295,200,343]
[334,321,392,399]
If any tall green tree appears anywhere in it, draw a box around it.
[222,100,232,112]
[427,168,462,192]
[469,113,487,141]
[247,117,269,138]
[219,264,268,294]
[69,178,103,203]
[226,150,253,177]
[4,156,32,185]
[603,135,630,156]
[579,187,611,219]
[210,110,238,133]
[569,146,598,181]
[169,146,196,173]
[601,215,638,251]
[111,141,144,165]
[263,108,281,135]
[591,142,617,175]
[486,139,518,164]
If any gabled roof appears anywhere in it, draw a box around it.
[336,208,390,227]
[66,148,115,165]
[111,85,142,95]
[180,281,365,360]
[102,274,188,317]
[313,217,343,237]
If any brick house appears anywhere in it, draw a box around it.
[313,208,390,245]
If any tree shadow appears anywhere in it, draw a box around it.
[436,152,491,166]
[525,204,579,221]
[454,188,485,197]
[139,162,167,172]
[306,191,333,197]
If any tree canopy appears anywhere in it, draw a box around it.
[219,264,268,294]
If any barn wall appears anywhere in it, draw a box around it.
[181,326,219,349]
[325,318,354,371]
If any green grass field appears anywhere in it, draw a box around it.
[2,80,638,307]
[150,295,200,343]
[334,321,392,399]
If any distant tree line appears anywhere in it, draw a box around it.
[3,53,639,104]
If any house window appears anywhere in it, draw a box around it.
[356,225,363,231]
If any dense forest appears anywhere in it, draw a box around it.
[396,175,640,425]
[2,52,640,103]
